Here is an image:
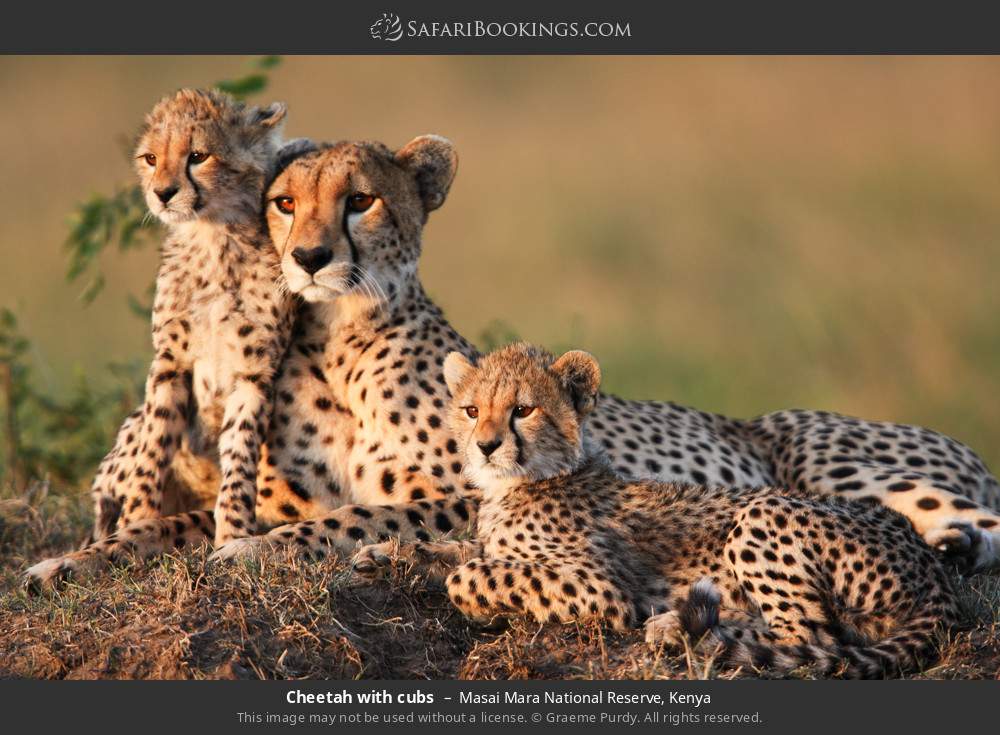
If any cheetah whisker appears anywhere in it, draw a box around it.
[350,265,389,311]
[273,270,292,300]
[359,265,389,306]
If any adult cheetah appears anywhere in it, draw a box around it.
[358,343,961,678]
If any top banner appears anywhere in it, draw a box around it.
[5,0,1000,54]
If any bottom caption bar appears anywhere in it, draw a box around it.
[4,680,992,733]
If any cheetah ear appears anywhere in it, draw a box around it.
[274,138,317,175]
[443,352,475,396]
[395,135,458,215]
[253,101,288,129]
[550,351,601,417]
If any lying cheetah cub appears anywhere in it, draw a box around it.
[26,90,304,587]
[361,343,960,678]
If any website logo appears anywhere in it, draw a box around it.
[366,16,631,43]
[370,13,404,42]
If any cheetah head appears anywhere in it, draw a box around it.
[265,136,457,309]
[443,343,602,496]
[134,88,288,225]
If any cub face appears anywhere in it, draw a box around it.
[443,343,602,494]
[134,88,287,225]
[264,135,457,306]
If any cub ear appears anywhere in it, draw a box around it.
[443,351,476,396]
[550,350,602,416]
[395,135,458,215]
[254,101,288,129]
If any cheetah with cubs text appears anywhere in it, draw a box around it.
[359,343,961,678]
[26,89,310,586]
[26,131,1000,587]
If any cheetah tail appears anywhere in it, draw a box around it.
[677,577,722,637]
[678,578,948,679]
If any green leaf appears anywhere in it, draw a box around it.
[478,320,521,352]
[63,185,157,302]
[119,212,149,248]
[216,74,268,99]
[80,274,106,304]
[127,292,153,321]
[256,55,282,70]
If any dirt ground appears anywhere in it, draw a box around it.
[1,483,999,680]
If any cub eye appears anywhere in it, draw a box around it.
[188,151,209,164]
[142,153,156,167]
[347,193,375,213]
[465,406,479,419]
[274,197,295,214]
[513,405,535,419]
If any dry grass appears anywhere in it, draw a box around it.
[1,486,998,680]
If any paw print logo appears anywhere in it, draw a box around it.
[370,13,404,42]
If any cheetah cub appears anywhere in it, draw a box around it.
[363,343,960,678]
[26,90,305,587]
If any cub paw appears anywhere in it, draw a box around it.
[24,556,76,593]
[209,536,269,563]
[644,610,687,647]
[352,541,397,578]
[353,540,465,584]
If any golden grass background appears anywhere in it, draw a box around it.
[2,56,999,468]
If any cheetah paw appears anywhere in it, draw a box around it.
[925,522,998,573]
[23,555,76,593]
[209,536,270,563]
[352,541,397,578]
[353,540,463,583]
[644,610,686,647]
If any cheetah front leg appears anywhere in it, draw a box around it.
[88,408,143,542]
[445,559,635,631]
[212,377,272,545]
[24,511,215,591]
[114,352,191,529]
[353,538,483,583]
[209,496,477,563]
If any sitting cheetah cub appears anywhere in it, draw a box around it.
[362,343,960,678]
[26,90,305,587]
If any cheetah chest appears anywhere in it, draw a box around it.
[189,294,246,436]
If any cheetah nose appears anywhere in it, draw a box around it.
[291,246,334,276]
[154,185,179,204]
[477,439,502,458]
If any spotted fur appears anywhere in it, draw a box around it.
[374,344,961,678]
[25,89,300,588]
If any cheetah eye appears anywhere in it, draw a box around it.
[142,153,156,167]
[464,406,479,419]
[513,405,535,419]
[347,193,376,213]
[188,151,209,165]
[274,196,295,215]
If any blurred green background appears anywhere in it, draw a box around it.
[2,55,1000,486]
